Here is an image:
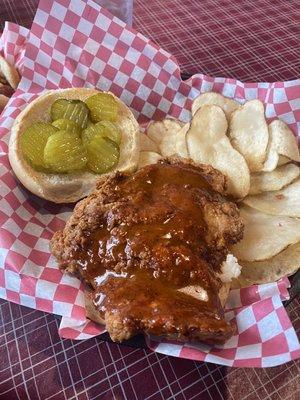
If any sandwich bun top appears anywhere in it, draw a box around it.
[9,87,139,203]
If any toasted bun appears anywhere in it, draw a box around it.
[9,88,140,203]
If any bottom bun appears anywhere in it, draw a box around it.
[9,88,139,203]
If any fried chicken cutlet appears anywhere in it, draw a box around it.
[51,159,243,344]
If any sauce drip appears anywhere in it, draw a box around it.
[70,162,232,340]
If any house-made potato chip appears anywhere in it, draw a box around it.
[244,179,300,217]
[147,119,188,158]
[187,105,250,198]
[263,120,300,172]
[191,92,240,120]
[249,163,299,195]
[232,205,300,261]
[231,242,300,287]
[139,131,159,152]
[229,100,269,172]
[138,150,162,168]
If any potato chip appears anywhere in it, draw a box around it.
[263,119,300,172]
[229,100,269,172]
[186,105,250,198]
[249,163,299,195]
[191,92,240,120]
[232,205,300,261]
[0,94,9,112]
[262,146,278,172]
[277,155,290,166]
[146,119,188,158]
[0,55,20,89]
[139,131,159,152]
[231,242,300,288]
[138,151,162,168]
[244,179,300,217]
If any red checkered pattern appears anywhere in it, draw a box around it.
[150,294,300,368]
[58,278,299,367]
[1,0,299,83]
[0,22,28,71]
[0,0,300,368]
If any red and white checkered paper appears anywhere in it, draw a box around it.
[0,0,299,367]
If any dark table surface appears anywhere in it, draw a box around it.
[0,0,300,399]
[1,0,300,82]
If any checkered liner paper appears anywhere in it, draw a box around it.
[0,0,300,368]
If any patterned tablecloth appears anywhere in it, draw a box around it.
[0,0,300,399]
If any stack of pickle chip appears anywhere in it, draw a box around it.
[20,93,121,174]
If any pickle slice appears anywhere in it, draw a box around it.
[82,121,121,146]
[51,99,90,129]
[85,93,118,122]
[81,124,98,146]
[44,131,88,173]
[87,136,119,174]
[52,119,82,136]
[96,121,121,145]
[20,122,58,170]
